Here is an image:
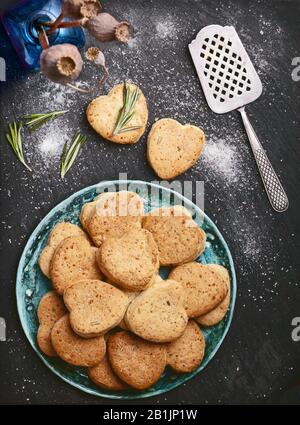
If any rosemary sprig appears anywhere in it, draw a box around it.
[5,122,32,171]
[112,83,142,135]
[60,133,86,179]
[24,110,68,131]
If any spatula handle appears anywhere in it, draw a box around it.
[239,107,289,212]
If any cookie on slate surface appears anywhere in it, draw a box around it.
[51,315,106,367]
[37,291,67,356]
[39,222,89,278]
[87,191,144,247]
[88,354,128,390]
[166,320,206,373]
[143,206,206,266]
[63,279,128,338]
[50,236,102,294]
[86,83,148,144]
[125,280,188,342]
[108,331,167,390]
[147,118,205,179]
[196,265,231,326]
[169,262,228,317]
[97,228,159,291]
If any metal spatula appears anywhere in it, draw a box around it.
[189,25,289,212]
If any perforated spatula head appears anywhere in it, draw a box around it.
[189,25,262,114]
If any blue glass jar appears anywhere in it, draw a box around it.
[1,0,85,69]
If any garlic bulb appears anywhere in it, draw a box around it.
[84,12,131,43]
[40,44,83,85]
[62,0,101,20]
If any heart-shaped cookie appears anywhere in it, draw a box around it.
[37,291,67,356]
[50,235,103,294]
[195,264,231,326]
[97,228,159,291]
[51,315,106,367]
[143,206,206,266]
[107,331,167,390]
[63,279,128,337]
[86,83,148,144]
[147,118,205,179]
[88,354,128,390]
[125,279,188,342]
[166,320,205,373]
[169,262,229,317]
[39,222,89,278]
[86,191,144,247]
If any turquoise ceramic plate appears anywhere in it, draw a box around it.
[16,180,236,399]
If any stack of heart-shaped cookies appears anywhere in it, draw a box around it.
[37,191,231,391]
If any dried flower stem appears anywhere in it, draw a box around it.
[66,83,90,93]
[44,12,64,32]
[55,20,83,30]
[37,27,49,49]
[99,66,109,88]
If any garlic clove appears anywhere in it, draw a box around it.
[84,12,131,43]
[40,43,83,85]
[62,0,101,20]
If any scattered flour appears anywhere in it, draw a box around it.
[37,121,69,163]
[155,18,178,40]
[202,138,239,183]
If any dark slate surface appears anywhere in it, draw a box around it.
[0,0,299,405]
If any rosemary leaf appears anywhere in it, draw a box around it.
[112,84,142,135]
[60,133,86,179]
[24,110,68,131]
[5,121,32,171]
[118,126,145,134]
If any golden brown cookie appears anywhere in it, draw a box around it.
[51,315,106,367]
[108,331,166,390]
[63,279,128,337]
[147,118,205,179]
[88,355,128,390]
[39,246,55,278]
[166,320,205,373]
[48,222,88,247]
[39,222,89,278]
[80,201,98,230]
[86,191,144,247]
[196,265,231,326]
[169,262,228,317]
[143,206,206,266]
[37,291,67,356]
[87,83,148,144]
[50,236,102,294]
[125,280,188,342]
[97,228,159,291]
[118,291,139,330]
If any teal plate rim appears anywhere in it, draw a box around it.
[16,180,237,400]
